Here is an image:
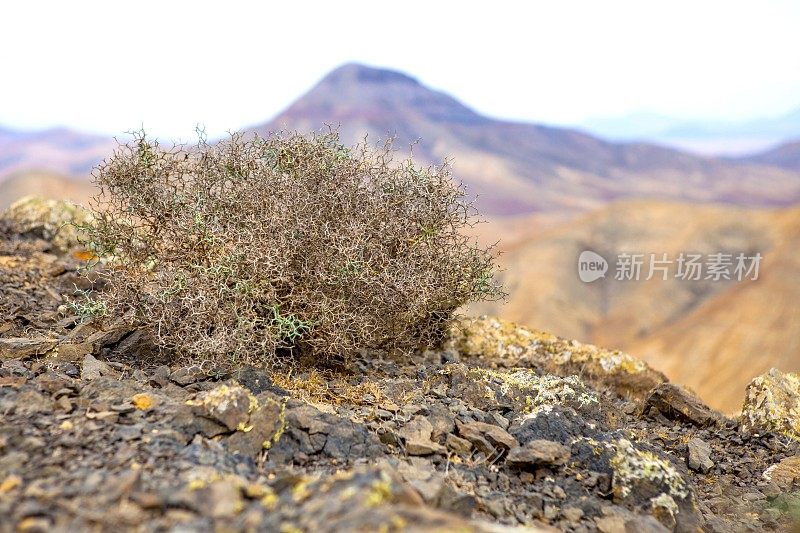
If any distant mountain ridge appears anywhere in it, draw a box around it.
[0,125,115,181]
[250,63,800,216]
[2,63,800,216]
[739,139,800,171]
[581,108,800,156]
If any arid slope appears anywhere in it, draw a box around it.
[470,200,800,412]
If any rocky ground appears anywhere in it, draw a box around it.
[2,197,800,532]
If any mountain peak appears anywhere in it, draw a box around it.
[321,63,421,87]
[256,63,486,138]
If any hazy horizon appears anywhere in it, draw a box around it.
[2,0,799,142]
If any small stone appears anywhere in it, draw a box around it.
[409,474,444,502]
[170,365,204,386]
[427,404,455,439]
[687,437,714,473]
[399,416,445,455]
[483,497,505,518]
[506,439,571,468]
[60,362,81,378]
[436,484,476,517]
[149,365,171,388]
[81,354,112,381]
[231,366,284,395]
[398,416,434,442]
[490,412,510,430]
[644,383,723,427]
[406,439,446,456]
[33,371,71,394]
[56,342,91,362]
[446,434,473,454]
[187,385,252,431]
[205,478,243,518]
[56,396,73,412]
[457,421,518,454]
[552,484,567,499]
[626,515,671,532]
[543,504,559,520]
[595,515,626,533]
[0,338,57,360]
[378,429,400,446]
[563,507,584,522]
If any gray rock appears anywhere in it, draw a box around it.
[741,368,800,439]
[170,365,204,386]
[397,416,430,439]
[399,416,445,455]
[563,506,584,522]
[226,396,284,458]
[0,337,57,360]
[81,354,113,381]
[506,439,571,468]
[406,438,446,456]
[148,365,171,388]
[687,437,714,473]
[408,474,444,502]
[644,383,724,428]
[436,484,476,517]
[457,420,519,454]
[187,385,252,431]
[445,434,473,454]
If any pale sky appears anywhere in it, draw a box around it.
[1,0,799,140]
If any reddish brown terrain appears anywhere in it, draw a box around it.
[469,201,800,412]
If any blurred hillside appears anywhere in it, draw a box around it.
[740,139,800,170]
[0,126,114,181]
[468,200,800,412]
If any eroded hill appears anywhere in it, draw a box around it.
[469,200,800,412]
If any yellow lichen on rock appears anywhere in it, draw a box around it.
[455,366,598,417]
[259,397,287,450]
[610,438,688,500]
[2,196,92,253]
[132,393,155,411]
[185,384,252,431]
[0,475,22,494]
[445,316,666,398]
[364,472,394,507]
[741,368,800,440]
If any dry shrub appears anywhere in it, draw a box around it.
[82,130,501,370]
